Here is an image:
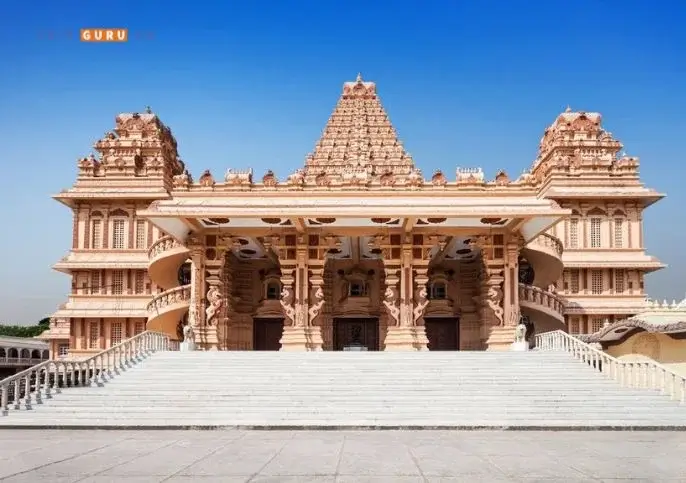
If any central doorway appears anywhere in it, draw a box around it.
[253,318,284,351]
[333,318,379,351]
[424,317,459,351]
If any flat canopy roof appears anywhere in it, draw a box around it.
[137,193,570,243]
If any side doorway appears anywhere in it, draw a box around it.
[424,317,459,351]
[253,318,284,351]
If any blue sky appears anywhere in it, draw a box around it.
[0,1,684,324]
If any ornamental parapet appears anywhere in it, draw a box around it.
[528,233,563,257]
[146,284,191,316]
[147,236,191,290]
[519,283,565,324]
[148,235,188,262]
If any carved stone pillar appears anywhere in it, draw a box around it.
[306,267,325,351]
[503,240,520,327]
[473,234,511,350]
[412,264,430,350]
[383,244,417,350]
[200,237,229,350]
[187,239,206,334]
[279,241,318,351]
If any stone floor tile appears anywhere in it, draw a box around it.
[97,438,228,477]
[258,436,343,476]
[254,477,336,483]
[78,477,164,483]
[488,454,588,479]
[411,444,503,477]
[336,477,424,483]
[336,440,421,476]
[166,477,250,483]
[564,455,679,480]
[177,436,286,476]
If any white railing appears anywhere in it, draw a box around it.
[519,283,565,319]
[0,358,47,367]
[529,232,564,257]
[535,330,686,404]
[0,331,174,416]
[147,235,188,261]
[146,284,191,315]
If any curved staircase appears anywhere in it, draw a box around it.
[146,235,191,337]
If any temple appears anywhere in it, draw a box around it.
[40,75,665,355]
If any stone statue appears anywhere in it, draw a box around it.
[514,323,526,343]
[205,285,223,326]
[413,286,429,325]
[180,323,196,352]
[486,285,505,325]
[308,286,325,324]
[383,286,400,326]
[183,324,194,342]
[279,286,296,325]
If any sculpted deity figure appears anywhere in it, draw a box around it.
[279,286,297,326]
[205,285,223,326]
[308,286,325,324]
[383,286,401,326]
[413,286,430,325]
[486,285,505,325]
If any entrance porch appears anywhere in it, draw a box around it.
[139,191,567,351]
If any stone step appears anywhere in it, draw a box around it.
[2,350,682,429]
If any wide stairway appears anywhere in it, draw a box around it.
[1,351,684,428]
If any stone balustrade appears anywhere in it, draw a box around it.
[536,330,686,404]
[519,283,565,321]
[528,232,563,258]
[148,235,187,261]
[146,284,192,315]
[0,331,173,416]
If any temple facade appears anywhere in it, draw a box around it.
[39,75,665,356]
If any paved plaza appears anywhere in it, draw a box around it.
[0,429,685,482]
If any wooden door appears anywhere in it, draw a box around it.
[424,318,459,351]
[253,318,284,351]
[333,318,379,351]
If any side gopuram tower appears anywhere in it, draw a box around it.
[531,108,664,334]
[42,110,186,357]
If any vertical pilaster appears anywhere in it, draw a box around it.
[383,241,416,351]
[278,238,312,351]
[188,239,206,331]
[504,240,520,326]
[200,236,228,350]
[412,264,430,350]
[306,265,325,351]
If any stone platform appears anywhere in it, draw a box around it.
[1,429,685,481]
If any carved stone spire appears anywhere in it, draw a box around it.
[302,76,416,177]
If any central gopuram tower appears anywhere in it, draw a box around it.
[140,75,568,351]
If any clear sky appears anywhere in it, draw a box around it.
[0,1,684,324]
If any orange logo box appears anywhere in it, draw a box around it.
[80,28,128,42]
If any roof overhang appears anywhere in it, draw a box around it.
[580,316,686,343]
[53,188,170,208]
[52,250,150,274]
[543,187,665,208]
[137,193,570,243]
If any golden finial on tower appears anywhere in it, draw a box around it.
[356,73,363,83]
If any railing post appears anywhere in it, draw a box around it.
[34,368,42,404]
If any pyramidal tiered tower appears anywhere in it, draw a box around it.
[299,74,422,186]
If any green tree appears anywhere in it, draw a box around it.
[0,318,51,338]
